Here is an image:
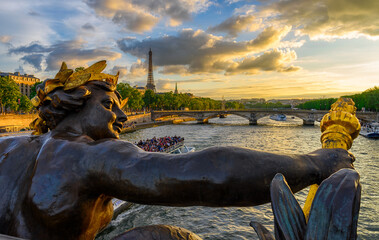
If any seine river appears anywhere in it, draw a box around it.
[97,115,378,240]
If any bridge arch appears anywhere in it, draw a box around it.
[151,110,377,126]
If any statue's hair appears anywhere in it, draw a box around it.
[36,81,120,132]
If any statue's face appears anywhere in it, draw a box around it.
[80,88,127,140]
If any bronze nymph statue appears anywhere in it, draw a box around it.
[0,61,357,240]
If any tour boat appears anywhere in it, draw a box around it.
[112,199,133,219]
[360,123,379,139]
[165,141,195,154]
[270,114,287,121]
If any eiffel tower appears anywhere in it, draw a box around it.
[146,48,156,92]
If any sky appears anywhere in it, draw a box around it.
[0,0,378,100]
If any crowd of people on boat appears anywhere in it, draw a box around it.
[361,122,379,133]
[136,136,184,152]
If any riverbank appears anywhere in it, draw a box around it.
[0,113,195,137]
[0,114,38,133]
[122,117,195,133]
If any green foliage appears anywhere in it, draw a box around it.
[18,94,33,112]
[0,76,21,113]
[127,87,224,111]
[188,97,221,110]
[225,101,245,109]
[343,86,379,111]
[75,67,85,72]
[142,89,156,110]
[116,83,143,110]
[297,86,379,111]
[116,83,224,111]
[29,81,41,99]
[297,98,337,110]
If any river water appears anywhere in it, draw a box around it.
[97,115,378,240]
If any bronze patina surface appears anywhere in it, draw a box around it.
[0,61,355,240]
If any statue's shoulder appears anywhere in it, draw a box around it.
[39,135,138,158]
[88,138,137,148]
[0,135,43,215]
[0,135,40,153]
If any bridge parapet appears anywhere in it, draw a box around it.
[151,110,377,125]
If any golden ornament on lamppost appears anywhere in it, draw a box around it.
[320,98,361,149]
[302,97,361,220]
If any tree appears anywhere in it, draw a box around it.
[226,101,244,110]
[364,87,379,111]
[30,81,42,99]
[75,67,85,72]
[189,98,204,110]
[0,76,21,114]
[143,89,156,110]
[297,98,337,110]
[116,83,143,111]
[162,92,175,110]
[117,82,132,99]
[128,88,143,111]
[179,93,191,109]
[18,94,33,113]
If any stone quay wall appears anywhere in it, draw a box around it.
[0,114,38,132]
[125,113,151,125]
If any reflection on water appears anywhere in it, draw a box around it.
[97,115,378,240]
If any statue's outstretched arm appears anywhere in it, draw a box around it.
[84,140,353,207]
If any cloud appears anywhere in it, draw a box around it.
[159,65,190,75]
[0,1,56,46]
[156,79,174,91]
[155,78,218,91]
[0,36,12,43]
[14,65,25,74]
[82,23,95,31]
[20,54,44,71]
[248,26,291,50]
[9,42,51,54]
[208,15,260,37]
[9,39,121,71]
[189,75,346,99]
[28,10,40,16]
[127,59,147,78]
[110,65,128,79]
[118,27,297,75]
[226,49,300,75]
[84,0,211,32]
[262,0,379,39]
[112,8,158,33]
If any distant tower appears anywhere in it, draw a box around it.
[146,48,156,92]
[174,82,178,94]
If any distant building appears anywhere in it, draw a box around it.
[174,82,178,94]
[133,85,146,94]
[267,99,312,106]
[240,98,266,104]
[146,48,156,92]
[185,93,195,98]
[0,71,40,98]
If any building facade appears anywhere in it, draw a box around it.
[133,85,146,94]
[0,72,40,98]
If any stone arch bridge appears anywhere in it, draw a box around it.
[151,110,378,126]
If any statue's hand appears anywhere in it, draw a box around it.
[311,148,355,184]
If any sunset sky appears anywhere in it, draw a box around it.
[0,0,378,99]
